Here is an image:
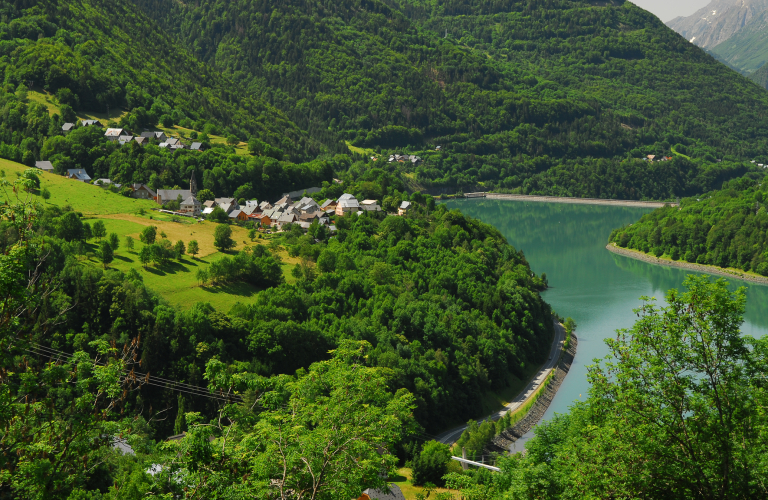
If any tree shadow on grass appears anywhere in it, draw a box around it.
[199,281,261,298]
[114,254,133,262]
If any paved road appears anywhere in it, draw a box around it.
[436,321,566,444]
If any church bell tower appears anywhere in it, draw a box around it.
[190,171,198,196]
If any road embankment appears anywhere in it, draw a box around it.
[606,243,768,286]
[481,193,675,208]
[436,321,566,445]
[489,332,578,453]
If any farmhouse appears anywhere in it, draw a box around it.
[320,199,337,211]
[228,210,249,222]
[398,201,411,216]
[131,184,156,200]
[81,120,102,127]
[180,196,202,216]
[335,193,360,215]
[104,128,127,141]
[66,169,91,182]
[276,213,298,229]
[361,199,382,212]
[62,123,75,133]
[140,131,167,141]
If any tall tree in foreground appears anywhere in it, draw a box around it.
[479,276,768,500]
[0,179,139,499]
[153,341,417,499]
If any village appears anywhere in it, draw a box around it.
[32,125,414,236]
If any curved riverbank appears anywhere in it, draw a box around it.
[489,332,578,454]
[606,243,768,286]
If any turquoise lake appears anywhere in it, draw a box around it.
[444,199,768,427]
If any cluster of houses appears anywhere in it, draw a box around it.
[388,154,422,165]
[643,155,673,162]
[195,192,411,231]
[59,119,207,151]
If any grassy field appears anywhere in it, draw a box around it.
[345,141,376,157]
[0,157,298,310]
[84,214,301,310]
[0,158,157,215]
[28,90,128,121]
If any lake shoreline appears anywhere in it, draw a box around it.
[606,243,768,286]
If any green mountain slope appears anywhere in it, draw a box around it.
[750,62,768,89]
[712,8,768,74]
[0,0,325,160]
[131,0,768,197]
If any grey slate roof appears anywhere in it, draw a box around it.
[34,161,54,171]
[67,169,91,181]
[400,201,412,209]
[156,189,191,203]
[62,123,75,131]
[363,485,406,500]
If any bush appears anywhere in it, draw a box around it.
[411,441,451,486]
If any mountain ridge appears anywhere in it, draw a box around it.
[666,0,768,49]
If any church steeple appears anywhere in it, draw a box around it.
[190,171,198,196]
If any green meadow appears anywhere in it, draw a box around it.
[1,158,298,310]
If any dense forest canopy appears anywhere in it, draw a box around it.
[129,0,768,195]
[609,173,768,275]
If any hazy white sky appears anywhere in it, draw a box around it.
[632,0,712,22]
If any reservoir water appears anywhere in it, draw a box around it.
[444,199,768,432]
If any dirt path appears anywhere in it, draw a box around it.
[606,243,768,286]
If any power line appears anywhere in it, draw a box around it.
[20,342,242,403]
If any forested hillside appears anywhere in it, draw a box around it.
[0,0,328,161]
[0,178,554,496]
[128,0,768,197]
[609,173,768,275]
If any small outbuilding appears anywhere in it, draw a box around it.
[34,161,54,172]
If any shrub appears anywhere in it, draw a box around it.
[411,441,451,486]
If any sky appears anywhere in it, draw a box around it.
[631,0,712,22]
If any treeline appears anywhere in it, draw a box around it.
[610,173,768,275]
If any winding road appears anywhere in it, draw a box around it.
[436,321,566,444]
